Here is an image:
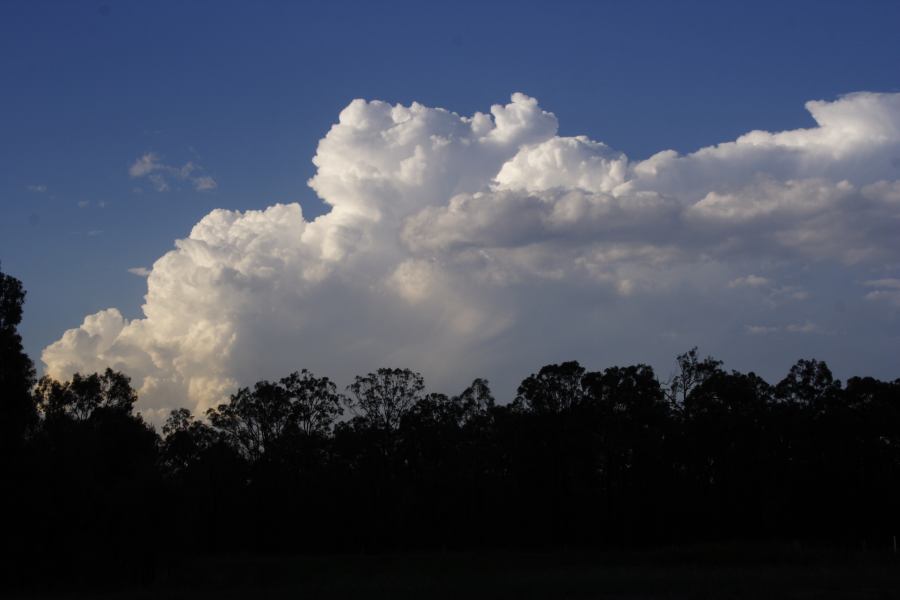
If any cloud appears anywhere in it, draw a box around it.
[864,278,900,306]
[786,322,828,334]
[76,200,106,208]
[129,153,217,192]
[192,176,217,191]
[129,153,163,177]
[864,278,900,289]
[44,92,900,423]
[865,290,900,306]
[746,321,829,335]
[727,275,809,307]
[27,184,48,193]
[729,275,771,288]
[128,267,151,277]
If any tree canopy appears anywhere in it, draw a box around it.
[3,266,900,588]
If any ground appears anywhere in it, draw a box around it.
[11,544,900,599]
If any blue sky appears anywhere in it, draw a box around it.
[3,1,900,413]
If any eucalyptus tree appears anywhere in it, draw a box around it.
[513,361,587,415]
[346,367,425,431]
[280,369,343,437]
[206,369,344,461]
[0,267,36,442]
[34,368,138,422]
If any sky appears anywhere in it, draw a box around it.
[2,0,900,421]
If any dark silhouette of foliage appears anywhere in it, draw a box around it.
[667,346,724,408]
[5,266,900,590]
[206,370,343,462]
[346,367,424,430]
[513,360,586,414]
[160,407,218,474]
[456,377,495,424]
[34,368,138,421]
[207,380,294,461]
[0,266,36,444]
[281,369,343,436]
[775,358,841,411]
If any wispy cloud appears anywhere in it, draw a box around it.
[192,175,217,191]
[862,279,900,306]
[128,153,162,178]
[77,200,107,209]
[129,152,217,192]
[729,274,808,305]
[864,278,900,289]
[128,267,151,277]
[786,322,827,334]
[27,184,47,193]
[746,321,829,335]
[729,275,770,288]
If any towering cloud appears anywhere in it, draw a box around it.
[43,93,900,422]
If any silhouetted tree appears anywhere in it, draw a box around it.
[667,347,724,408]
[207,380,292,461]
[281,369,343,436]
[207,370,343,461]
[0,267,38,584]
[160,407,218,474]
[34,368,138,422]
[15,367,161,584]
[456,377,496,425]
[579,365,671,542]
[346,367,425,430]
[6,270,900,583]
[679,369,774,536]
[0,266,36,444]
[513,360,586,414]
[775,358,841,411]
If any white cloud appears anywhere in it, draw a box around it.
[729,275,771,288]
[148,174,170,192]
[129,153,164,177]
[864,278,900,306]
[865,290,900,306]
[192,176,217,191]
[786,321,828,334]
[128,267,151,277]
[44,92,900,423]
[864,278,900,289]
[129,152,217,192]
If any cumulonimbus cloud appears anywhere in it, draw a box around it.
[43,92,900,423]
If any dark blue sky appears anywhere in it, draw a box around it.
[2,0,900,369]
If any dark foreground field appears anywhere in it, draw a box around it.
[10,545,900,600]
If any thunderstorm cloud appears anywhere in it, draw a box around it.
[43,92,900,422]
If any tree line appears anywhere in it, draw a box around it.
[2,267,900,585]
